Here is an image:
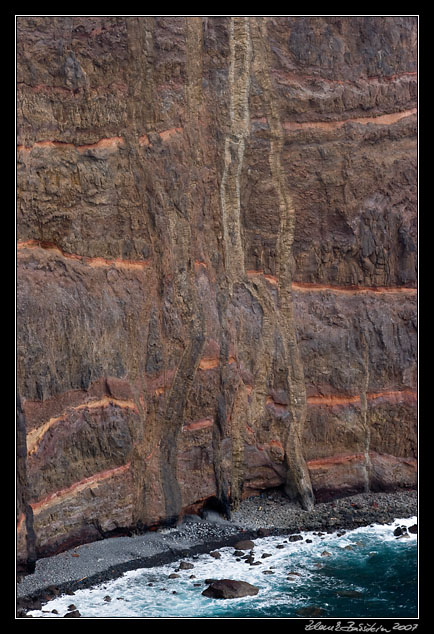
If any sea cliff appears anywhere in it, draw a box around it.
[17,16,417,571]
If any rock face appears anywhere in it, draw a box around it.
[16,16,417,568]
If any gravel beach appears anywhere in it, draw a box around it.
[16,488,417,616]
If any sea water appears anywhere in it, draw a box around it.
[27,516,417,619]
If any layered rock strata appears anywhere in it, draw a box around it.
[16,16,417,569]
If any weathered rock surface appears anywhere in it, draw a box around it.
[17,16,417,569]
[202,579,260,599]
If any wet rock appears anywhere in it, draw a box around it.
[234,540,255,550]
[261,552,273,558]
[202,579,260,599]
[408,524,417,534]
[168,573,180,579]
[288,534,303,542]
[209,551,221,559]
[45,585,60,597]
[336,590,363,598]
[178,561,194,570]
[103,596,111,602]
[257,528,272,537]
[296,606,327,617]
[64,610,81,618]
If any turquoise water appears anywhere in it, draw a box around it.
[28,516,417,619]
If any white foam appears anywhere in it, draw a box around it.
[26,517,417,618]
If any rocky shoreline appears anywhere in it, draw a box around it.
[16,488,417,617]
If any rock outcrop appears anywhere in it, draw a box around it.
[202,579,260,599]
[16,16,417,569]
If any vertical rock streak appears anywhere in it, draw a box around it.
[218,17,314,511]
[156,19,207,522]
[220,17,251,285]
[361,335,372,492]
[250,18,314,510]
[16,395,37,572]
[212,18,253,515]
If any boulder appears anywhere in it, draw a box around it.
[234,540,255,550]
[178,561,194,570]
[202,579,260,599]
[257,528,272,537]
[408,524,417,534]
[64,610,81,618]
[336,590,363,598]
[296,606,327,617]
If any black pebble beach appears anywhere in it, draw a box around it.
[16,489,417,617]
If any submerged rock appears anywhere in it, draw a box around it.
[296,606,327,617]
[336,590,363,598]
[202,579,260,599]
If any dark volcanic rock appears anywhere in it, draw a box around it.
[202,579,260,599]
[297,606,327,617]
[336,590,363,598]
[178,561,194,570]
[64,610,81,618]
[234,540,255,551]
